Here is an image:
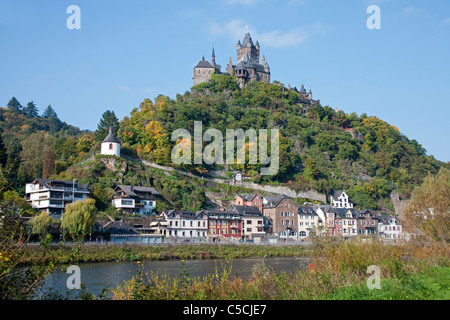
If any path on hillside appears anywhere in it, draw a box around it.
[123,156,326,203]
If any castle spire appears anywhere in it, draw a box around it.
[211,47,216,66]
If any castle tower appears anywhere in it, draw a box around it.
[101,127,121,157]
[237,33,260,63]
[235,61,248,89]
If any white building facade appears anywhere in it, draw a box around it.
[159,210,208,242]
[25,178,90,216]
[330,190,353,209]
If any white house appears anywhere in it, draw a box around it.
[159,210,208,242]
[298,206,321,239]
[330,190,353,209]
[111,185,159,215]
[25,178,90,217]
[376,215,403,240]
[101,127,121,157]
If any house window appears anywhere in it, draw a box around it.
[299,231,307,237]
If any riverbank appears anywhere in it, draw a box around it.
[106,238,449,300]
[19,243,310,266]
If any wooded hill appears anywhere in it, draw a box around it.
[1,74,447,212]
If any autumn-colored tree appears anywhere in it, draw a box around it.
[404,168,450,248]
[76,134,95,154]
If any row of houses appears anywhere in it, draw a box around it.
[157,204,266,243]
[24,178,404,243]
[148,191,404,243]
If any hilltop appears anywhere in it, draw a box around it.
[0,75,447,213]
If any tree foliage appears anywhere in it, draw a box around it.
[61,198,97,241]
[404,168,450,246]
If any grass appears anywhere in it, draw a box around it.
[325,266,450,300]
[102,238,450,300]
[19,244,309,266]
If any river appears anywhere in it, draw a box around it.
[39,257,310,299]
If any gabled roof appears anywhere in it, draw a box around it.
[105,221,139,236]
[30,178,90,192]
[298,206,317,216]
[328,207,355,218]
[233,205,262,216]
[263,195,290,208]
[115,185,160,197]
[205,209,242,218]
[330,190,345,201]
[236,194,258,202]
[159,209,206,219]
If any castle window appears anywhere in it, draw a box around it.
[109,143,113,150]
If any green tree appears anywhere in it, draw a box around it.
[303,157,320,180]
[28,211,53,238]
[23,101,39,118]
[96,110,119,141]
[0,134,8,167]
[19,132,53,182]
[42,105,58,118]
[6,97,22,113]
[61,198,97,242]
[76,134,95,154]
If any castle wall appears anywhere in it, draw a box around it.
[194,67,215,86]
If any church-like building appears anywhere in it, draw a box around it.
[101,127,121,157]
[194,32,271,89]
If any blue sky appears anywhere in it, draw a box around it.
[0,0,449,162]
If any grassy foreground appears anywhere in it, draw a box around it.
[103,238,449,300]
[325,266,449,300]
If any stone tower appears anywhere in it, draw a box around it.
[236,33,260,63]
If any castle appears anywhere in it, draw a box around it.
[194,32,270,89]
[193,32,319,106]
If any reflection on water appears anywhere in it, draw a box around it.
[40,257,310,298]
